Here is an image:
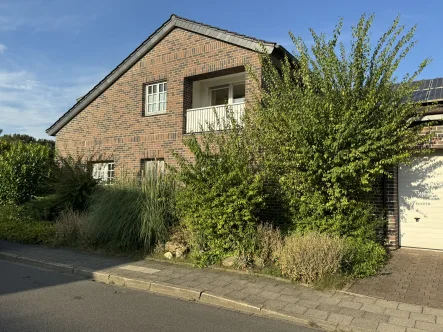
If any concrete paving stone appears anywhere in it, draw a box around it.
[339,300,364,309]
[297,299,320,309]
[279,287,302,296]
[406,328,433,332]
[257,290,280,300]
[332,292,356,300]
[298,293,322,302]
[355,297,378,305]
[409,312,437,323]
[377,322,406,332]
[304,308,329,320]
[327,312,353,325]
[387,316,415,328]
[263,284,287,293]
[384,308,411,319]
[362,304,387,314]
[414,321,443,332]
[208,279,231,288]
[241,295,268,307]
[423,307,443,318]
[338,307,365,318]
[438,317,443,325]
[363,311,390,323]
[263,299,288,311]
[398,303,423,313]
[278,294,299,304]
[206,286,233,296]
[239,286,265,296]
[350,317,380,331]
[281,303,309,315]
[316,304,342,313]
[375,299,400,309]
[320,297,341,306]
[225,290,251,301]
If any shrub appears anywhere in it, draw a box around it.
[173,115,266,266]
[343,238,387,277]
[87,170,176,252]
[253,223,283,268]
[53,155,99,212]
[246,14,432,239]
[0,205,55,244]
[55,209,88,246]
[21,195,59,221]
[279,232,346,284]
[0,141,52,205]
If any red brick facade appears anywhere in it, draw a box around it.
[55,27,261,173]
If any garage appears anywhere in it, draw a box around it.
[398,152,443,250]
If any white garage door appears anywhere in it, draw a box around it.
[398,152,443,250]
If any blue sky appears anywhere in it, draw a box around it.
[0,0,441,139]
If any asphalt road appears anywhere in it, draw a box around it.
[0,260,316,332]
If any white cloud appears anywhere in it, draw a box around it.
[0,44,6,54]
[0,69,105,139]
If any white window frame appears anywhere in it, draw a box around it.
[209,81,245,106]
[145,81,167,115]
[92,162,115,184]
[142,158,165,176]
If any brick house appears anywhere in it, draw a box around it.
[46,15,443,250]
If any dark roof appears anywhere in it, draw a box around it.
[46,14,289,136]
[411,77,443,104]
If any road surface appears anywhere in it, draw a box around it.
[0,260,315,332]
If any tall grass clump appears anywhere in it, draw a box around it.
[87,167,176,252]
[139,167,177,251]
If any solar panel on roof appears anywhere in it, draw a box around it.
[435,78,443,88]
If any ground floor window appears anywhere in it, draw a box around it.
[92,162,115,184]
[141,158,165,175]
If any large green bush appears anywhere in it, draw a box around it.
[173,118,266,266]
[87,169,176,252]
[0,141,52,205]
[245,14,433,240]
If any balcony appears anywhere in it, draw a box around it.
[185,102,245,133]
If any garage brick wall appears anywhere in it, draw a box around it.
[55,27,261,175]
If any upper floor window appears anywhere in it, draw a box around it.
[145,82,167,115]
[210,82,245,106]
[92,162,115,184]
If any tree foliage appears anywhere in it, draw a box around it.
[245,14,432,240]
[0,141,53,205]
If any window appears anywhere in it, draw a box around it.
[210,82,245,106]
[141,158,165,175]
[145,82,167,115]
[92,162,115,184]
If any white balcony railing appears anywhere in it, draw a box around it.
[185,102,245,133]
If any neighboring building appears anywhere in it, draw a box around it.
[46,15,443,250]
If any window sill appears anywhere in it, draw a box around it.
[143,111,167,117]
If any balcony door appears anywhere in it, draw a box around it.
[210,82,245,106]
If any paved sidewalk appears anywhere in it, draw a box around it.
[349,249,443,309]
[1,241,443,332]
